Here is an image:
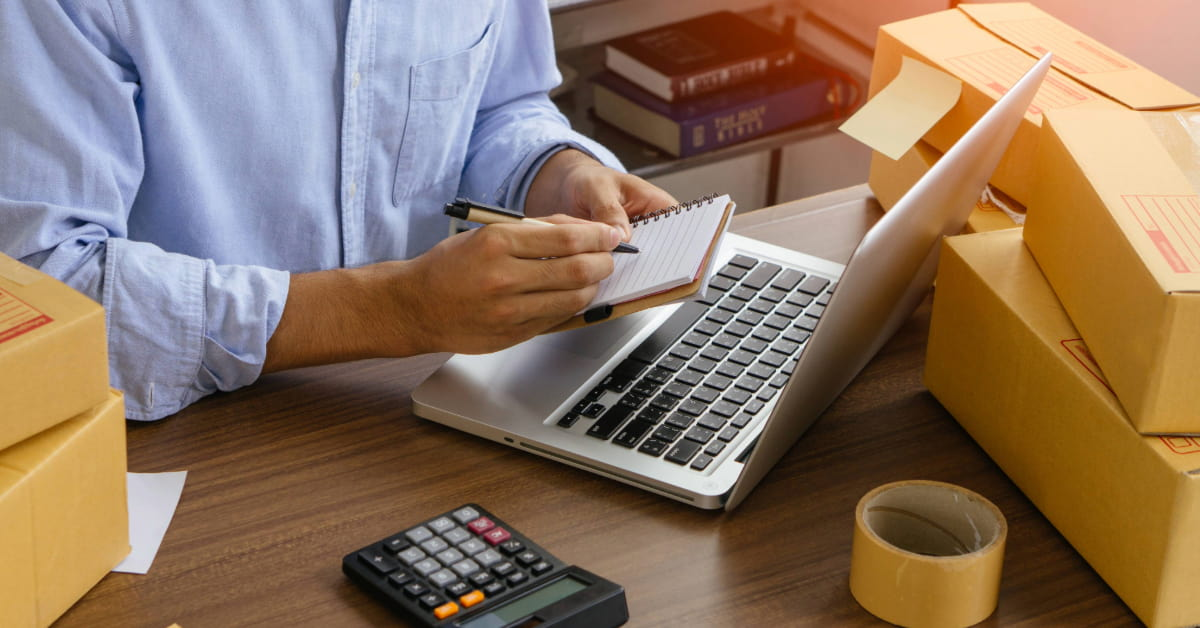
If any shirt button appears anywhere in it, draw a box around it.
[348,182,357,199]
[351,71,361,90]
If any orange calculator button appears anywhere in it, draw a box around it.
[460,590,485,607]
[433,602,460,619]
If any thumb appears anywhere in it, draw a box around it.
[589,200,633,241]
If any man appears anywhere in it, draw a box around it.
[0,1,675,420]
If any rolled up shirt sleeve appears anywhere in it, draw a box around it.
[0,0,289,421]
[458,0,626,211]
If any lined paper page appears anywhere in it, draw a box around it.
[590,195,731,307]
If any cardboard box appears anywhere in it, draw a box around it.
[0,253,109,450]
[925,229,1200,628]
[870,2,1200,208]
[868,140,1023,233]
[1024,109,1200,434]
[0,391,129,627]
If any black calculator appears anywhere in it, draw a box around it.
[342,504,628,628]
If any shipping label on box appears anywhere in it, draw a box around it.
[0,253,109,449]
[867,2,1199,207]
[925,229,1200,628]
[0,391,129,627]
[1025,108,1200,433]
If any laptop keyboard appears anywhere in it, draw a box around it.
[556,254,834,472]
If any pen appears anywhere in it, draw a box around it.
[444,197,640,254]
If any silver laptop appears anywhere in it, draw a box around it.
[413,54,1052,510]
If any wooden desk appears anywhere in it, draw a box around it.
[58,185,1138,627]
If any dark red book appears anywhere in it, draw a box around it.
[604,11,798,102]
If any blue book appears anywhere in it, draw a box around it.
[592,61,838,158]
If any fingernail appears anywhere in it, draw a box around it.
[609,226,623,248]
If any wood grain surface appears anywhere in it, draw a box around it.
[56,185,1138,627]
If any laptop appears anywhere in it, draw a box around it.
[413,54,1052,511]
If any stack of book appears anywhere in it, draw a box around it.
[593,11,852,158]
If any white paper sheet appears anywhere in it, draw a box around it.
[113,471,188,574]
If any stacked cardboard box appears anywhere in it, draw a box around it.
[0,253,129,627]
[864,2,1198,218]
[925,230,1200,628]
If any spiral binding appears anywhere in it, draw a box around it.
[630,193,719,227]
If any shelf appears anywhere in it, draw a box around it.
[552,42,857,180]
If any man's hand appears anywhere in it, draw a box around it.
[525,149,677,240]
[262,218,621,371]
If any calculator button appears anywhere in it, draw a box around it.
[530,560,553,576]
[429,569,458,588]
[428,516,456,534]
[452,506,481,524]
[405,526,434,544]
[469,571,494,587]
[442,527,471,545]
[491,561,516,577]
[403,581,429,598]
[420,537,449,554]
[483,527,512,546]
[387,571,413,588]
[446,581,472,598]
[419,593,446,610]
[498,539,525,556]
[397,547,426,566]
[506,571,528,587]
[460,589,486,608]
[467,517,496,534]
[483,581,506,596]
[433,601,459,620]
[436,548,465,566]
[515,550,540,567]
[357,549,400,575]
[452,558,481,578]
[381,534,410,554]
[474,549,503,567]
[414,558,441,577]
[458,538,486,556]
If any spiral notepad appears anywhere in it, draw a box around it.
[554,194,735,331]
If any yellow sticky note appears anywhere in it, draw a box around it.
[839,56,962,160]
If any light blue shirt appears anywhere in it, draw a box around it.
[0,0,621,420]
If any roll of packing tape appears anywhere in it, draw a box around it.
[849,480,1007,628]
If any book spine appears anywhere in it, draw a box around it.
[674,78,832,158]
[672,48,796,100]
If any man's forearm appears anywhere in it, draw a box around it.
[262,263,416,373]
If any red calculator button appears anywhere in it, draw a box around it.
[467,517,495,534]
[483,527,512,545]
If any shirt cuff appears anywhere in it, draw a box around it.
[502,133,627,212]
[103,238,289,420]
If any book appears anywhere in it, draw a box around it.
[552,194,735,332]
[604,11,798,102]
[592,61,838,158]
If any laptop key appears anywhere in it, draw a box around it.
[665,413,695,430]
[697,414,725,431]
[708,274,736,292]
[657,356,687,372]
[665,440,703,465]
[638,438,670,457]
[586,405,635,439]
[704,441,726,456]
[727,254,759,269]
[798,276,830,295]
[771,268,805,291]
[652,425,682,442]
[556,414,579,428]
[629,301,708,364]
[741,262,781,290]
[613,420,654,448]
[690,454,715,471]
[718,426,740,442]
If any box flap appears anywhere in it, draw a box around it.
[959,3,1200,110]
[1045,109,1200,293]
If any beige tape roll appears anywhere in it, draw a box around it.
[849,480,1007,628]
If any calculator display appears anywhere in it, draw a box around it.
[459,576,588,628]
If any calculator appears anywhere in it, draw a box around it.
[342,504,628,628]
